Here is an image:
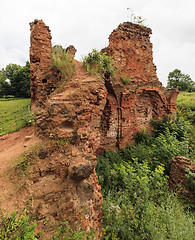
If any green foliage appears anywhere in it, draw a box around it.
[177,92,195,124]
[15,145,41,173]
[82,49,117,78]
[0,98,33,136]
[0,71,10,96]
[120,76,130,85]
[12,61,30,98]
[185,168,195,192]
[0,62,30,97]
[0,210,38,239]
[176,92,195,161]
[97,153,195,239]
[50,45,76,83]
[167,69,195,92]
[122,117,191,172]
[96,114,195,239]
[52,220,95,240]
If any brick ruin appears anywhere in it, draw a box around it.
[29,20,179,237]
[169,156,195,202]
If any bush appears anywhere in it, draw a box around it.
[96,115,195,239]
[82,49,117,78]
[51,45,76,82]
[97,152,195,239]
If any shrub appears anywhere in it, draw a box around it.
[97,151,195,239]
[50,45,76,82]
[96,114,195,239]
[82,49,117,78]
[185,168,195,192]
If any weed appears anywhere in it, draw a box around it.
[50,45,76,90]
[0,209,39,239]
[52,220,95,240]
[120,76,130,85]
[82,49,117,78]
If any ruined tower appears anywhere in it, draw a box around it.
[30,20,52,109]
[100,22,179,149]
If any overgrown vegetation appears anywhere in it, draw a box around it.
[0,210,39,239]
[0,98,33,136]
[96,115,195,239]
[0,210,95,240]
[96,92,195,239]
[50,45,76,86]
[52,221,95,240]
[82,49,117,78]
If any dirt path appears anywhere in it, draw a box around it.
[0,126,40,212]
[0,126,40,173]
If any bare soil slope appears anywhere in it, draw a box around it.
[0,126,40,212]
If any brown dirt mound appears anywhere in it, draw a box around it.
[0,126,40,212]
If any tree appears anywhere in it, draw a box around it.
[12,61,30,97]
[0,62,30,97]
[167,69,195,92]
[0,71,11,96]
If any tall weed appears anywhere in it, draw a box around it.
[50,46,76,83]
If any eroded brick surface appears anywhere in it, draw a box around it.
[29,20,180,237]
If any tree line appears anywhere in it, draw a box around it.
[0,61,30,97]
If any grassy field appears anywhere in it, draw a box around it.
[0,98,33,136]
[177,92,195,108]
[177,92,195,124]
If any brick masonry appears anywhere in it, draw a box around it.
[29,20,180,237]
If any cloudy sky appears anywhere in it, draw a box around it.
[0,0,194,86]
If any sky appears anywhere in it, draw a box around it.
[0,0,195,86]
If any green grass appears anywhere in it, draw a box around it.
[177,92,195,109]
[177,92,195,125]
[0,98,33,136]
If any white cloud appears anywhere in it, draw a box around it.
[0,0,194,86]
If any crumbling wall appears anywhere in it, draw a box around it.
[29,20,180,237]
[99,22,179,149]
[103,22,159,84]
[30,20,53,109]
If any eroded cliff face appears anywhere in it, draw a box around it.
[29,20,179,237]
